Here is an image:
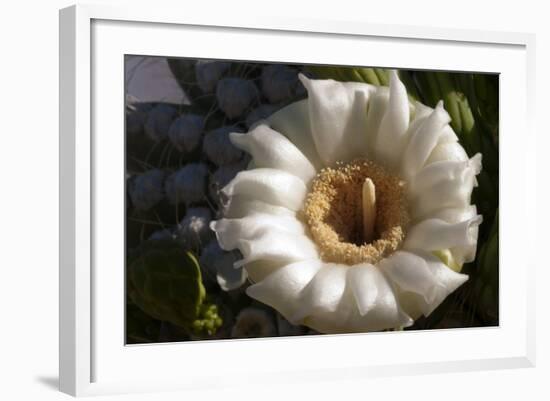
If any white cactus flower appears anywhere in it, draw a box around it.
[165,163,208,205]
[216,78,259,119]
[211,71,483,333]
[260,65,302,104]
[195,60,231,93]
[231,307,277,338]
[200,241,247,291]
[168,113,204,153]
[128,169,165,211]
[175,207,213,249]
[144,104,178,142]
[202,126,244,166]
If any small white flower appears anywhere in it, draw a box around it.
[261,65,302,104]
[216,78,259,119]
[175,207,213,249]
[231,307,277,338]
[211,71,483,333]
[128,169,165,211]
[165,163,208,205]
[200,240,247,291]
[195,60,231,93]
[168,113,204,153]
[144,104,178,142]
[202,126,244,166]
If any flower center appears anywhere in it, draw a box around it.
[302,159,409,265]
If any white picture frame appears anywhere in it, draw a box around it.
[59,3,536,397]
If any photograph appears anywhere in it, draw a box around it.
[124,56,499,343]
[2,0,546,399]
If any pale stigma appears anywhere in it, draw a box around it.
[362,178,377,244]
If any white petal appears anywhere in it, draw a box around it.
[380,250,468,316]
[409,154,482,201]
[243,259,286,284]
[426,141,469,164]
[229,124,317,184]
[246,259,323,319]
[409,160,480,219]
[412,101,433,121]
[222,168,307,211]
[381,252,435,302]
[301,285,355,333]
[223,195,295,219]
[294,264,412,333]
[267,99,323,169]
[403,216,483,252]
[427,206,480,264]
[291,263,348,322]
[364,87,389,160]
[347,264,413,330]
[235,230,319,268]
[409,160,467,200]
[347,264,380,315]
[439,125,459,143]
[401,102,457,158]
[409,107,457,147]
[375,71,411,171]
[401,101,451,178]
[428,205,478,224]
[299,74,374,166]
[211,214,305,250]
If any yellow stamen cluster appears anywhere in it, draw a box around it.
[302,159,409,265]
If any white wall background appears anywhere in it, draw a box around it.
[0,0,547,400]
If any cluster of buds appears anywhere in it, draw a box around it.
[125,58,316,343]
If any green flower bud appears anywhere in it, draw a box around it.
[307,65,389,86]
[190,302,223,337]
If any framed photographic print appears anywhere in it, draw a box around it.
[59,3,536,397]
